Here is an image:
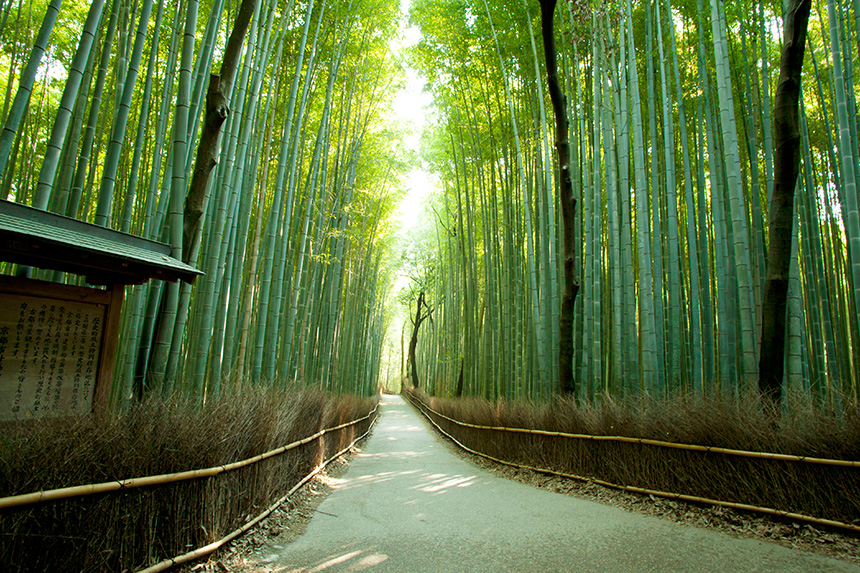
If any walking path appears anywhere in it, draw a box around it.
[252,394,857,572]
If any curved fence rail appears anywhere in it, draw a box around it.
[136,413,379,573]
[406,391,860,534]
[412,397,860,468]
[0,404,378,510]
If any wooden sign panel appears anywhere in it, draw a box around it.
[0,276,120,421]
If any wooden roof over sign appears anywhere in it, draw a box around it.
[0,200,202,285]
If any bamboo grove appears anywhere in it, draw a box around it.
[0,0,405,403]
[406,0,860,410]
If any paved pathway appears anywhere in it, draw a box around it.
[253,394,857,572]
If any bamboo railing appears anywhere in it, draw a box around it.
[412,397,860,468]
[136,412,379,573]
[406,392,860,533]
[0,404,378,510]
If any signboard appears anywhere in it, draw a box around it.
[0,276,120,421]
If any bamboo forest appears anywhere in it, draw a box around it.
[0,0,859,414]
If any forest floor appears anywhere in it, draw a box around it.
[184,397,860,572]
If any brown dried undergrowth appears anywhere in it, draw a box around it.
[407,388,860,529]
[0,386,376,573]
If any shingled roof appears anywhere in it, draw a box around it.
[0,200,201,285]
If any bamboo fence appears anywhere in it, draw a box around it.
[0,404,378,510]
[406,392,860,533]
[135,412,379,573]
[410,395,860,467]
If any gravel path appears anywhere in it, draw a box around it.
[241,394,858,572]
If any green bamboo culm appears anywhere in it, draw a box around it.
[0,0,62,191]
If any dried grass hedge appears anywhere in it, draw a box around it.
[0,386,376,572]
[407,388,860,527]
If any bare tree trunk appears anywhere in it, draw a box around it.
[401,324,405,386]
[539,0,579,395]
[408,291,431,389]
[456,298,484,397]
[183,0,258,263]
[759,0,812,410]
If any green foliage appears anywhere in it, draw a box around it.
[2,0,860,411]
[0,0,407,403]
[405,0,860,409]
